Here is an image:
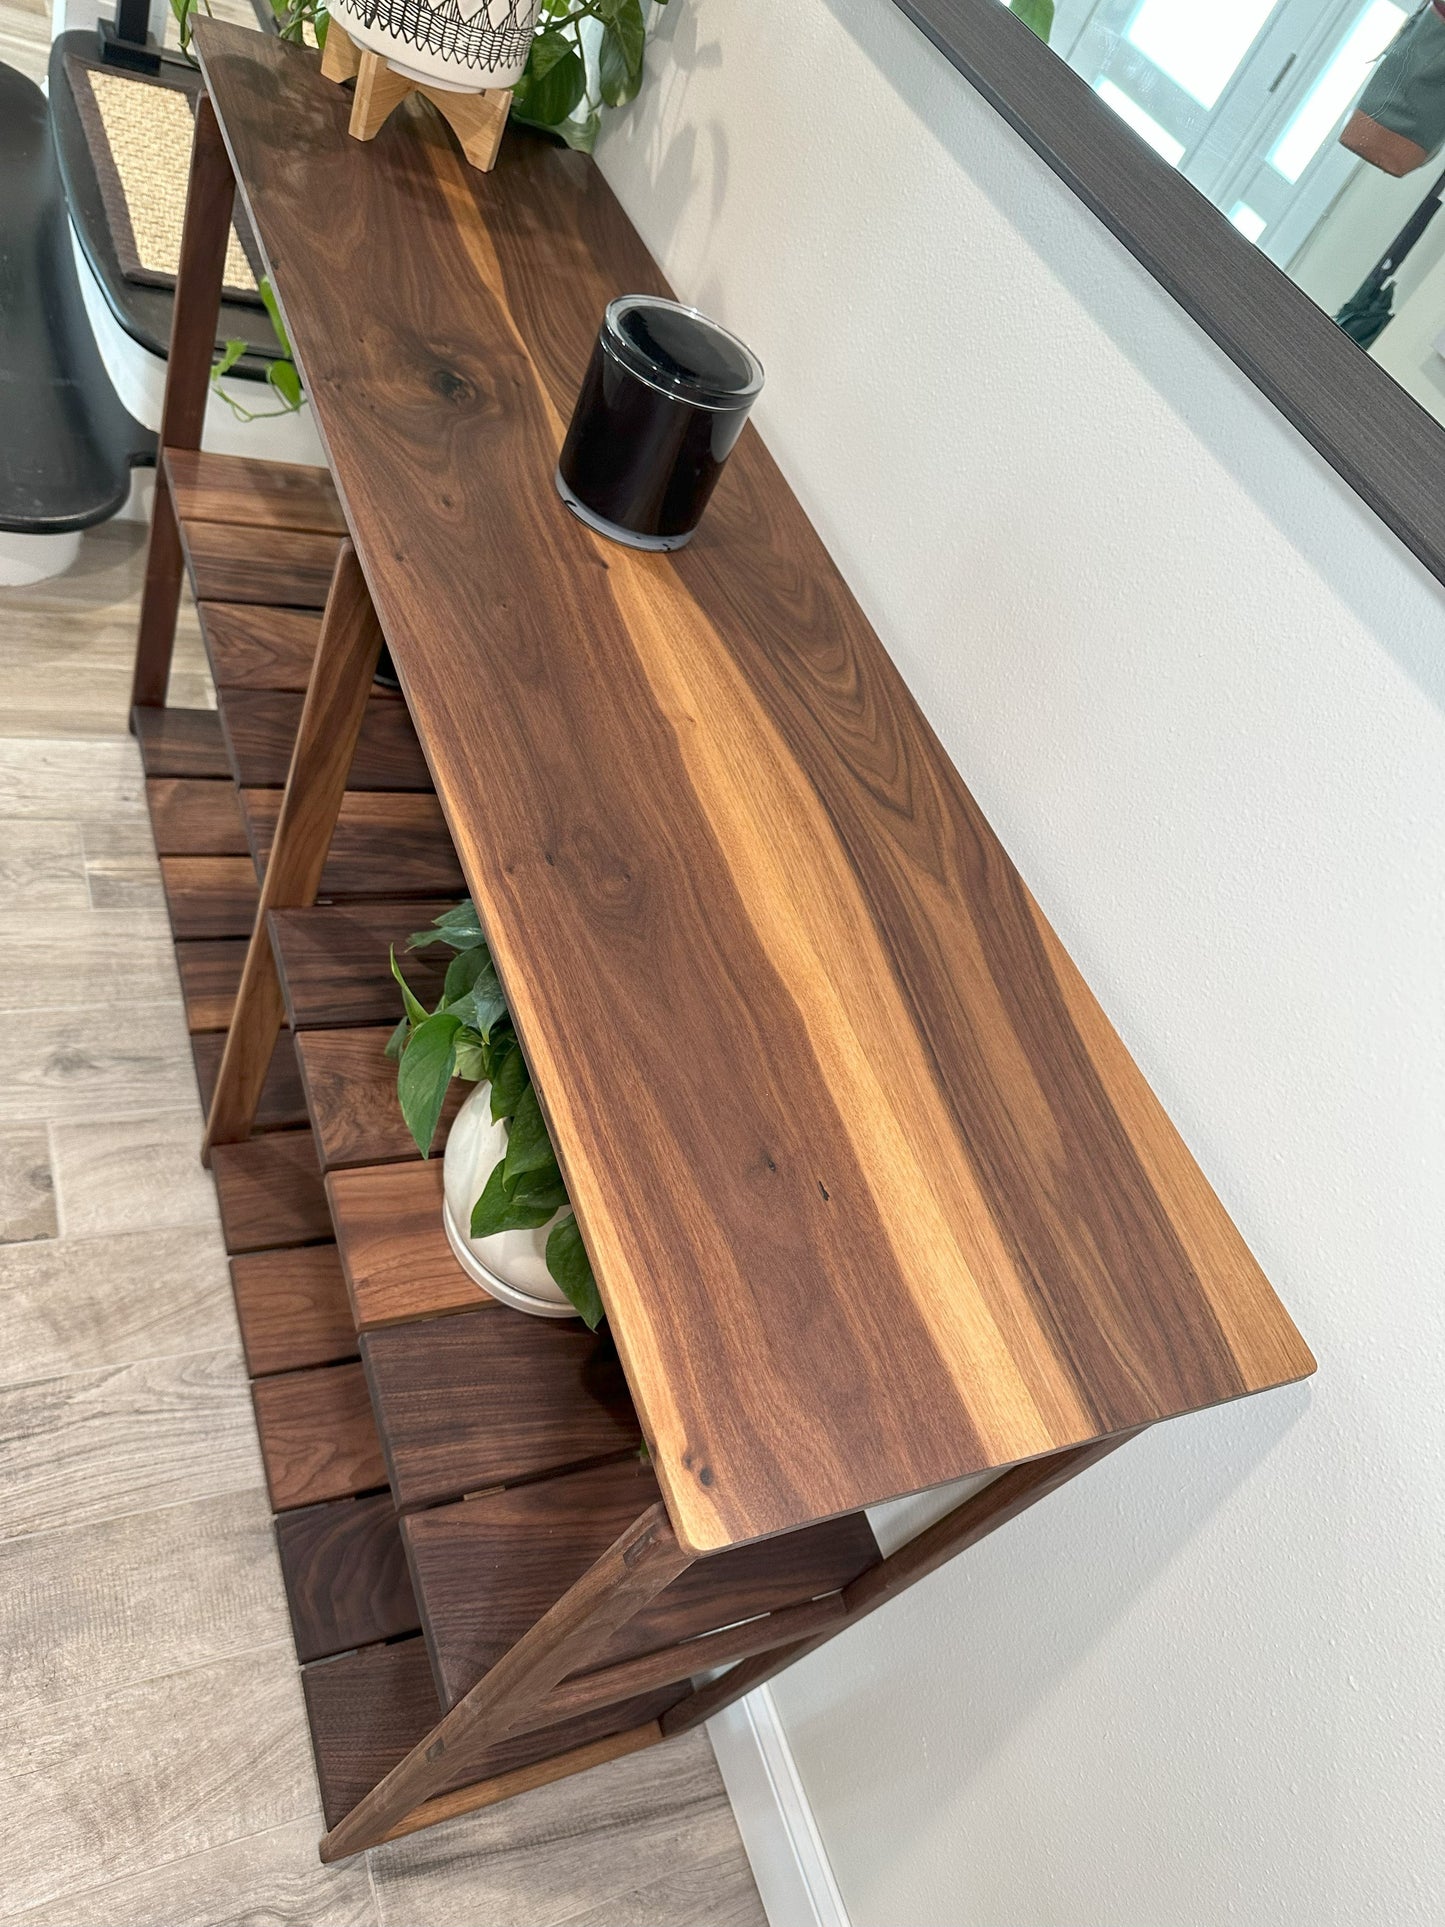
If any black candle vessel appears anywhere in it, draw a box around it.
[556,295,764,551]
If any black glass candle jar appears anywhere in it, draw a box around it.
[556,295,764,551]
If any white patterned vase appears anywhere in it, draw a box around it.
[329,0,540,92]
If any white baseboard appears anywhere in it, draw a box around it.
[707,1686,850,1927]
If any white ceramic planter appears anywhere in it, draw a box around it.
[329,0,540,92]
[442,1081,574,1318]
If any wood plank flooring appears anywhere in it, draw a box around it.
[0,520,763,1924]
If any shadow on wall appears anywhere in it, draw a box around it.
[785,0,1445,720]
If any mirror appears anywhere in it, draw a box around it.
[1036,1,1445,431]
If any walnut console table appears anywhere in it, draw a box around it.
[131,20,1315,1862]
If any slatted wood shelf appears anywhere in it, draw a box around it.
[270,902,453,1030]
[326,1161,480,1330]
[300,1636,679,1832]
[252,1359,389,1511]
[179,518,343,608]
[361,1307,640,1510]
[276,1493,419,1663]
[243,789,465,900]
[199,602,322,691]
[193,1027,307,1133]
[175,937,246,1032]
[231,1245,358,1376]
[218,687,430,791]
[403,1456,880,1709]
[212,1129,331,1253]
[133,705,228,779]
[166,448,347,536]
[296,1026,462,1169]
[145,777,249,856]
[160,855,258,941]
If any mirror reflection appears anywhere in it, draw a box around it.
[1029,1,1445,428]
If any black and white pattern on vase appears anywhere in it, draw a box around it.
[331,0,540,91]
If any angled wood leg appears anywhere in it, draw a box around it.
[202,543,382,1155]
[349,49,413,142]
[320,23,362,82]
[430,87,511,171]
[131,96,235,711]
[661,1430,1145,1738]
[319,1503,693,1861]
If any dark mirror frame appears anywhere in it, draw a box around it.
[893,0,1445,589]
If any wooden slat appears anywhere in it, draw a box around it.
[327,1160,480,1330]
[230,1244,357,1375]
[175,937,247,1032]
[361,1307,640,1509]
[166,448,347,534]
[132,705,228,779]
[403,1456,880,1709]
[300,1636,679,1832]
[179,519,343,607]
[193,1027,307,1131]
[270,901,454,1029]
[160,856,258,941]
[218,688,430,791]
[243,790,464,899]
[199,25,1313,1557]
[276,1493,418,1663]
[296,1027,462,1170]
[199,602,322,691]
[145,777,249,856]
[253,1359,388,1510]
[212,1129,331,1253]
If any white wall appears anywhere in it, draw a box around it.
[599,3,1445,1923]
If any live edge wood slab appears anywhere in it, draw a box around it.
[186,21,1310,1556]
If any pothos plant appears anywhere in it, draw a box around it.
[388,900,604,1329]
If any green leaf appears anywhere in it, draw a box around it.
[511,1158,568,1215]
[409,899,486,952]
[502,1081,555,1185]
[470,1157,558,1237]
[559,110,601,153]
[488,1032,529,1122]
[213,338,247,381]
[448,963,508,1041]
[454,1031,487,1082]
[443,944,491,1007]
[258,277,293,358]
[599,0,644,105]
[266,359,304,411]
[397,1010,460,1156]
[546,1213,604,1328]
[384,1014,409,1062]
[514,33,586,127]
[390,947,430,1029]
[1008,0,1053,42]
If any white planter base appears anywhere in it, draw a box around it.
[442,1081,575,1319]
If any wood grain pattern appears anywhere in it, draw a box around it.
[211,1128,332,1253]
[161,856,258,940]
[318,1507,691,1855]
[193,1026,307,1131]
[179,519,344,608]
[131,92,234,711]
[301,1634,678,1833]
[402,1456,879,1707]
[270,900,453,1028]
[230,1243,358,1375]
[175,936,247,1031]
[243,789,465,900]
[275,1491,418,1661]
[145,776,249,856]
[326,1159,481,1328]
[218,687,430,790]
[133,705,228,779]
[296,1025,463,1169]
[204,543,383,1151]
[199,602,322,691]
[199,26,1313,1554]
[252,1359,388,1510]
[360,1306,640,1508]
[166,448,346,534]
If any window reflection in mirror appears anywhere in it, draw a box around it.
[1022,0,1445,428]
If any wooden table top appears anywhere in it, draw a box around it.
[196,22,1313,1554]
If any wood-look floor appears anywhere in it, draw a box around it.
[0,522,765,1925]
